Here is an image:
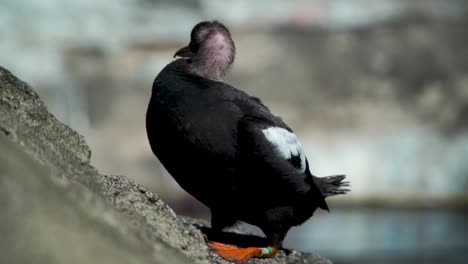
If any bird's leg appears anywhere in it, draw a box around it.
[208,242,276,263]
[203,210,235,241]
[207,224,283,263]
[204,211,259,263]
[207,242,279,263]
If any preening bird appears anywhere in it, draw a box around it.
[146,21,350,263]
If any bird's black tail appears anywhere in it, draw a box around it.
[313,175,350,197]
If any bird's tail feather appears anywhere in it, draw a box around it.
[314,175,350,197]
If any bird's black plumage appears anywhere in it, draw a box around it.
[146,21,349,258]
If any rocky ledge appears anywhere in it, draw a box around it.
[0,65,332,264]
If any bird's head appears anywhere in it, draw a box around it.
[174,21,236,80]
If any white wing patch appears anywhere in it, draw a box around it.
[262,127,306,173]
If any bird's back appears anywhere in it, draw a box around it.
[147,59,327,224]
[147,60,245,207]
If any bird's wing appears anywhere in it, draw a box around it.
[232,95,319,206]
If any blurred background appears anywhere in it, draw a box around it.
[1,0,467,263]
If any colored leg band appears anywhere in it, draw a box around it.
[261,246,273,257]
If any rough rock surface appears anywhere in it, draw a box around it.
[0,65,332,264]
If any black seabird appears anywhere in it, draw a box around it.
[146,21,350,263]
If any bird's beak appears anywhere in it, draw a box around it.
[173,46,194,58]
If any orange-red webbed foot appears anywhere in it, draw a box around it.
[207,241,278,263]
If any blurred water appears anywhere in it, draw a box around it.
[302,127,468,201]
[242,208,467,264]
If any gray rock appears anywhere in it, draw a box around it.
[0,136,188,264]
[0,65,332,264]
